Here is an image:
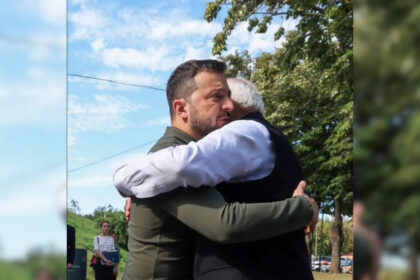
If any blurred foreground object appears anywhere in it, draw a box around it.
[0,250,65,280]
[206,0,353,272]
[0,0,66,279]
[67,225,76,270]
[354,200,382,280]
[68,249,87,280]
[354,0,420,279]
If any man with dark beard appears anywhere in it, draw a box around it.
[115,60,317,280]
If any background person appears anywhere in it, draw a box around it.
[67,224,76,270]
[116,76,316,279]
[93,221,116,280]
[115,60,317,280]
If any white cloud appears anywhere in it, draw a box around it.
[102,46,183,71]
[68,4,221,73]
[68,94,146,145]
[184,46,207,61]
[0,165,66,259]
[103,72,162,91]
[111,8,221,41]
[27,67,56,80]
[70,0,87,6]
[0,195,52,215]
[69,174,113,188]
[226,18,298,56]
[68,152,147,188]
[111,72,161,86]
[69,71,162,91]
[38,0,67,26]
[0,32,65,62]
[227,22,281,55]
[228,22,252,45]
[0,165,21,181]
[91,38,105,53]
[19,0,66,26]
[282,17,300,32]
[0,75,65,127]
[147,20,221,40]
[68,132,77,147]
[68,2,299,76]
[69,5,108,41]
[0,167,65,216]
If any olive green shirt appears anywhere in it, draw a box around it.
[123,127,313,280]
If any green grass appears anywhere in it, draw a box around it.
[68,211,128,280]
[313,272,353,280]
[69,212,357,280]
[0,262,32,280]
[378,268,406,280]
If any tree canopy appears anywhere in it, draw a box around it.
[354,1,420,278]
[206,0,353,272]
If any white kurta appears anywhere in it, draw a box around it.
[114,120,275,198]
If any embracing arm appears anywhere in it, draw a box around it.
[152,185,314,244]
[114,120,274,198]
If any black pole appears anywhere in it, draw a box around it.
[318,211,325,271]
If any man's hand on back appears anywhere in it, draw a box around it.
[292,181,319,235]
[125,198,131,221]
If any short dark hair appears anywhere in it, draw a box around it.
[100,220,111,227]
[166,59,227,119]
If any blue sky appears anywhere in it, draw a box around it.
[67,0,296,215]
[0,1,66,260]
[0,0,296,261]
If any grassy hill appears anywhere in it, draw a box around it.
[0,253,66,280]
[68,211,128,280]
[0,261,31,279]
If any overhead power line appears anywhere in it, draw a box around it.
[68,73,166,92]
[68,139,159,173]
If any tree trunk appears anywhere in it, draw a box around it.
[330,198,344,273]
[407,236,419,280]
[306,233,313,266]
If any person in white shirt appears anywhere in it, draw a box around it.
[115,77,317,231]
[93,221,117,280]
[115,76,318,279]
[115,60,319,280]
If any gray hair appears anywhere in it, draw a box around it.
[227,77,265,115]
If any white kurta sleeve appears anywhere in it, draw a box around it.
[114,120,275,198]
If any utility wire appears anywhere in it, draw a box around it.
[68,73,166,92]
[68,139,159,173]
[67,73,166,173]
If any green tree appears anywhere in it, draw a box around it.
[341,219,353,255]
[219,50,253,79]
[110,212,129,250]
[311,218,353,258]
[69,199,81,214]
[87,205,128,250]
[26,249,66,280]
[354,1,420,278]
[208,0,353,273]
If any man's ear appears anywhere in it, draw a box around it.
[173,99,188,120]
